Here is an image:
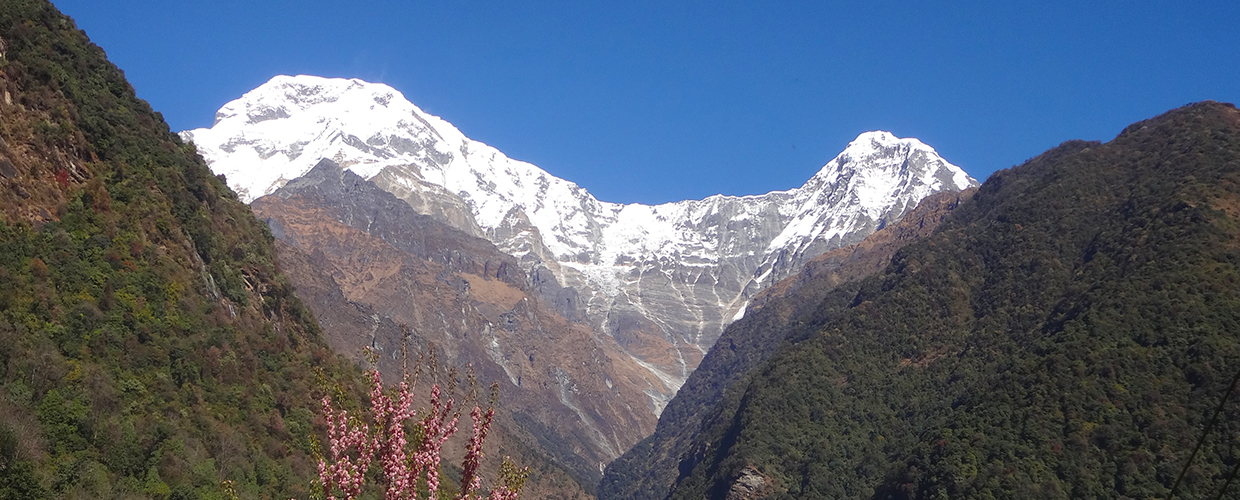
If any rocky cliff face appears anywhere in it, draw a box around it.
[268,238,598,500]
[252,159,659,486]
[183,75,979,412]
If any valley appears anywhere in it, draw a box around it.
[179,75,977,490]
[4,1,1238,498]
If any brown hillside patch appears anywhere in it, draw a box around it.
[462,272,525,309]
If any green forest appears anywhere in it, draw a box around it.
[0,1,369,498]
[656,102,1240,499]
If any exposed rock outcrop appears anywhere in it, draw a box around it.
[252,159,659,488]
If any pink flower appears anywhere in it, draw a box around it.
[314,367,525,499]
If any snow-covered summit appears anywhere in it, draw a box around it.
[184,75,973,265]
[764,129,976,261]
[183,75,978,410]
[185,75,616,261]
[184,75,478,203]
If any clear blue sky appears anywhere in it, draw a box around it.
[53,0,1240,205]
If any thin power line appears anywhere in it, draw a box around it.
[1169,365,1240,499]
[1212,456,1240,500]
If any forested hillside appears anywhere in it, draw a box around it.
[0,2,368,498]
[657,101,1240,499]
[600,189,973,500]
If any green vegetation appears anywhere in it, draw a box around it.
[0,1,368,498]
[643,102,1240,499]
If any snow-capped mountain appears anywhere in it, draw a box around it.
[183,75,978,411]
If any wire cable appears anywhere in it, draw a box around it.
[1170,366,1240,499]
[1212,454,1240,500]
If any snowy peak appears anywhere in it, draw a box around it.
[218,75,408,125]
[761,130,974,261]
[809,130,973,195]
[183,75,609,262]
[842,130,921,156]
[183,74,472,202]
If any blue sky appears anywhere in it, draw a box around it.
[54,0,1240,205]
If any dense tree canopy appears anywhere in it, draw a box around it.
[627,102,1240,499]
[0,2,369,498]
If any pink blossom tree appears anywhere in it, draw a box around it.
[316,365,528,500]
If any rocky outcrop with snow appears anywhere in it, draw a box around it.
[182,75,978,412]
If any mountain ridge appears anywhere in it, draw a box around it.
[184,75,979,409]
